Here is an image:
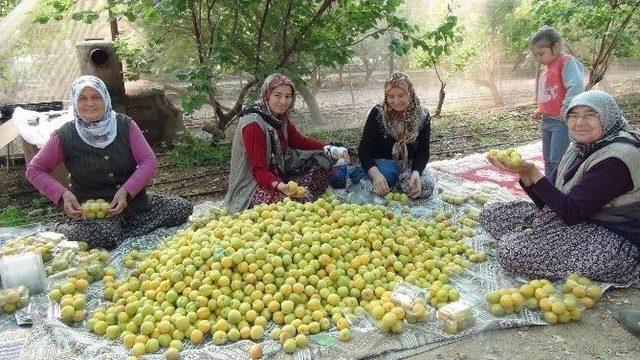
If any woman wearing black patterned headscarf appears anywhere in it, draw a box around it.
[481,90,640,283]
[354,72,434,199]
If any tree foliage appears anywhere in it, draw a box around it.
[505,0,640,89]
[0,0,21,18]
[33,0,458,137]
[429,0,520,107]
[411,7,463,116]
[351,36,390,82]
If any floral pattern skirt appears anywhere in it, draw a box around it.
[250,168,330,207]
[480,200,640,283]
[56,194,193,250]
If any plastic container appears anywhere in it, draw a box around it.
[0,286,30,314]
[0,252,46,293]
[391,281,429,310]
[436,300,476,334]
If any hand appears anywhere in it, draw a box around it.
[531,109,542,121]
[274,182,304,198]
[409,170,422,198]
[486,155,542,186]
[368,167,390,195]
[61,191,82,219]
[323,145,349,161]
[108,187,128,217]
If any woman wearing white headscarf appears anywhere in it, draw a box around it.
[26,75,192,249]
[481,90,640,283]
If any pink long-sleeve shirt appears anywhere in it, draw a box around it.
[25,121,158,205]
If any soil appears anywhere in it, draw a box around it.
[411,285,640,360]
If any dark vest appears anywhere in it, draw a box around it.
[57,114,148,209]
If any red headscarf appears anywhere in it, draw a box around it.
[260,73,296,121]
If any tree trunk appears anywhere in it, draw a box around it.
[338,65,344,85]
[202,115,230,143]
[202,99,234,143]
[388,33,395,76]
[534,63,540,103]
[474,77,504,106]
[486,81,504,106]
[364,60,373,83]
[314,68,323,89]
[349,72,356,114]
[433,66,446,117]
[434,81,446,117]
[109,14,119,40]
[586,65,605,90]
[297,83,325,125]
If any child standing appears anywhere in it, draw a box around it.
[530,26,585,176]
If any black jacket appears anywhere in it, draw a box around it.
[357,105,431,174]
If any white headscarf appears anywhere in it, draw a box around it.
[564,89,639,158]
[70,75,117,149]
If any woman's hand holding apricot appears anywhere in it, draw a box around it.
[61,191,82,219]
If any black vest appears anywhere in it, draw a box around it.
[57,114,149,209]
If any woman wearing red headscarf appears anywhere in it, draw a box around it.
[224,74,348,212]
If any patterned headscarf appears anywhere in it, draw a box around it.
[252,73,297,177]
[259,73,296,122]
[70,75,117,149]
[379,72,429,164]
[564,90,639,158]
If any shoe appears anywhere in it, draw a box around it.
[616,309,640,337]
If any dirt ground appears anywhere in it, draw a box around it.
[410,286,640,360]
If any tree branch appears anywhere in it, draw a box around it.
[205,0,218,59]
[591,17,611,67]
[211,100,226,121]
[314,11,346,43]
[511,52,527,72]
[602,1,639,58]
[277,0,337,68]
[189,0,204,64]
[232,6,239,36]
[433,64,445,85]
[227,77,259,119]
[255,0,272,70]
[282,0,294,50]
[345,25,392,47]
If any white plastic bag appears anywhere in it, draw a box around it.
[12,107,73,148]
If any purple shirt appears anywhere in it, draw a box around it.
[25,121,158,204]
[522,157,633,225]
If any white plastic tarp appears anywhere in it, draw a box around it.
[11,107,73,148]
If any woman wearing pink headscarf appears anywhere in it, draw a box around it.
[224,74,348,212]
